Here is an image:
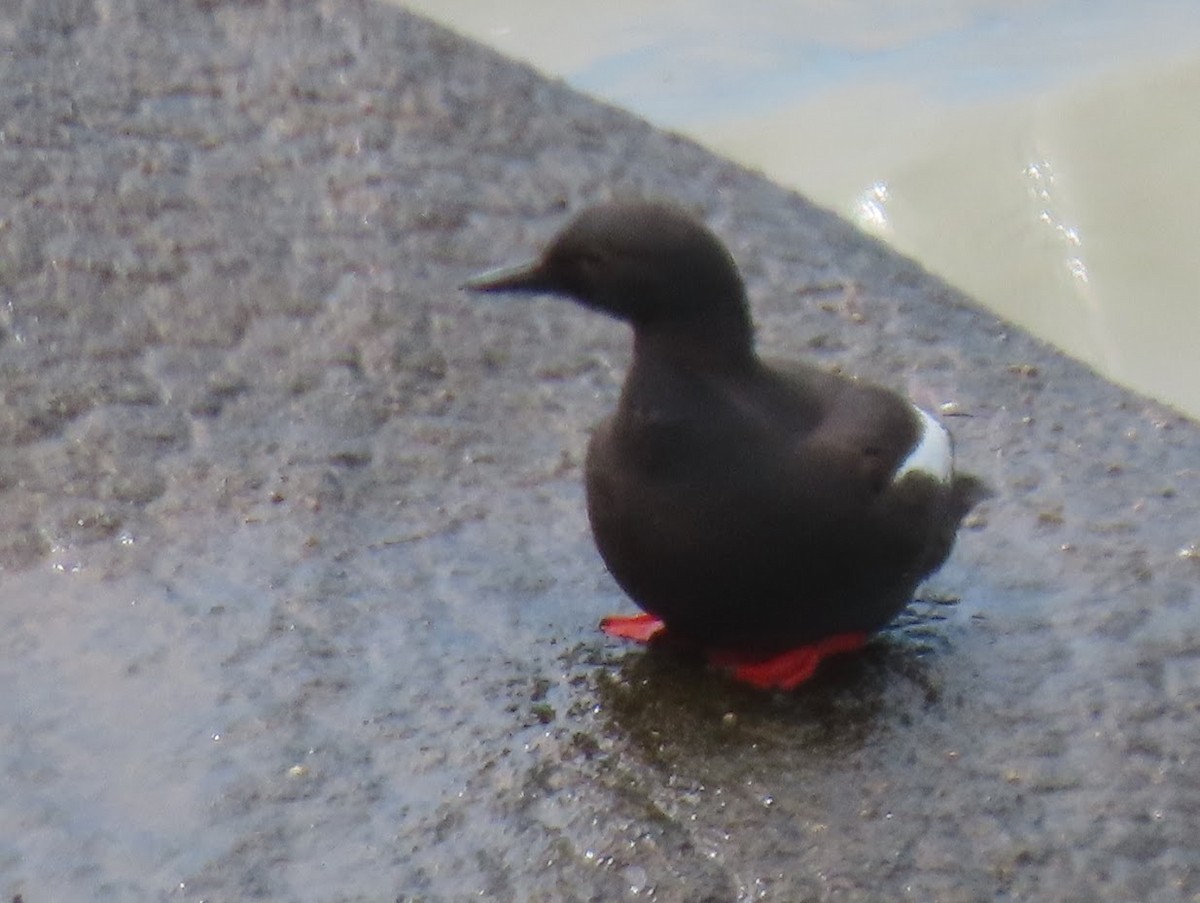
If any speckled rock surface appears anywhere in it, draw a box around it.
[2,2,1198,901]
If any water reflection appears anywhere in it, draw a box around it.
[855,180,892,233]
[587,598,959,769]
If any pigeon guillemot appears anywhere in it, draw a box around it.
[466,202,986,689]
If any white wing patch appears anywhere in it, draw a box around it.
[893,405,953,485]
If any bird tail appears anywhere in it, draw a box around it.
[949,472,991,522]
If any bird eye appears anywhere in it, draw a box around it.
[575,250,604,272]
[568,250,606,290]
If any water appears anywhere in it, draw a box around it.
[401,0,1200,418]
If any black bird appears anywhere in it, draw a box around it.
[466,202,985,689]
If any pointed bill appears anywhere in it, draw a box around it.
[461,258,549,294]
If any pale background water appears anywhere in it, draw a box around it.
[401,0,1200,418]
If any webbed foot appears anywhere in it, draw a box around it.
[707,632,868,690]
[599,613,667,644]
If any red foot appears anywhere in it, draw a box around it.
[708,632,868,690]
[600,613,667,644]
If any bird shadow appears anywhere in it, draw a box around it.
[583,597,960,763]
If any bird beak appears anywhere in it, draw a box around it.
[461,258,550,294]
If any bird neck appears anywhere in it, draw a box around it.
[632,309,756,373]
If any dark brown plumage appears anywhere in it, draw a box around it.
[467,201,985,686]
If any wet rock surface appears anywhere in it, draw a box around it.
[2,1,1198,900]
